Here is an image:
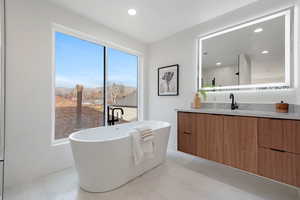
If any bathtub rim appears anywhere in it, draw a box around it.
[69,120,171,143]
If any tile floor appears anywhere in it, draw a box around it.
[4,150,299,200]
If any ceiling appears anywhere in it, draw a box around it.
[48,0,258,43]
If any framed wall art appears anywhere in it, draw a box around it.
[158,64,179,96]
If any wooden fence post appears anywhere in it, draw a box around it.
[76,84,84,129]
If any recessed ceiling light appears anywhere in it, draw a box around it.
[254,28,263,33]
[216,62,222,66]
[128,9,137,16]
[261,50,269,54]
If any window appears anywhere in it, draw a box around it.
[55,32,105,140]
[54,29,140,141]
[107,48,138,124]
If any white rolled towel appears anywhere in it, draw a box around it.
[135,125,151,131]
[131,127,155,165]
[142,138,154,159]
[131,130,144,165]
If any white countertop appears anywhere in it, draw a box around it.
[176,108,300,120]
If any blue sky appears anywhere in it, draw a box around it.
[55,32,138,88]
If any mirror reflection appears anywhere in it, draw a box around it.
[201,12,290,89]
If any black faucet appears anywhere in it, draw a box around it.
[229,93,239,110]
[107,106,124,125]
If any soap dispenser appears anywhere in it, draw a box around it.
[193,93,201,109]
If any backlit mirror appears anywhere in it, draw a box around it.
[199,10,292,90]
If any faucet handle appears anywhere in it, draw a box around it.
[234,102,239,109]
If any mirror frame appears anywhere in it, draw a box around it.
[198,9,292,91]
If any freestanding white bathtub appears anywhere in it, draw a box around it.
[69,121,171,192]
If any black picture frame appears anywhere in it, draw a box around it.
[158,64,179,96]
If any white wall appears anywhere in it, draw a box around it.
[5,0,147,187]
[203,65,238,87]
[251,58,285,83]
[146,0,300,149]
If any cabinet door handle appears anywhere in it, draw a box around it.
[183,131,192,135]
[270,148,286,153]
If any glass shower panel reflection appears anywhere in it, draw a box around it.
[55,32,105,140]
[107,48,138,125]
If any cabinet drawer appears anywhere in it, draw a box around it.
[258,118,300,154]
[258,118,284,150]
[283,120,300,154]
[178,131,195,155]
[258,148,297,186]
[296,155,300,187]
[178,112,195,134]
[177,112,197,155]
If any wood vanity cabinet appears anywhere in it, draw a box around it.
[177,111,300,188]
[223,116,258,173]
[196,114,223,163]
